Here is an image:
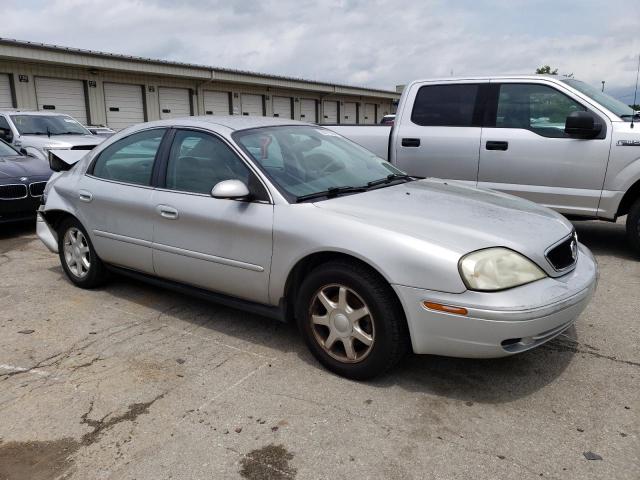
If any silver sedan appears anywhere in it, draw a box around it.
[37,117,597,379]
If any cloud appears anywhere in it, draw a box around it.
[3,0,640,99]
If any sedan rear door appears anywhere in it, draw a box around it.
[79,128,167,274]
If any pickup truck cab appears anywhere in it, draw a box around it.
[328,75,640,253]
[0,111,103,162]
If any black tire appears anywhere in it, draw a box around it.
[295,260,409,380]
[626,198,640,256]
[57,217,108,288]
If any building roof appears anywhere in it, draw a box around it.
[0,37,399,98]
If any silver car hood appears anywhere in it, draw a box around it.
[18,134,102,149]
[313,179,573,273]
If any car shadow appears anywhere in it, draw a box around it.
[0,220,35,239]
[82,273,578,404]
[572,219,637,260]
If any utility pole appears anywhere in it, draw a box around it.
[601,80,605,92]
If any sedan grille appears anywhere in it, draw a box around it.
[546,233,578,271]
[29,181,47,197]
[0,184,28,200]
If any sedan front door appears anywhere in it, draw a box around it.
[151,129,274,304]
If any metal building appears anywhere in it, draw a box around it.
[0,38,399,130]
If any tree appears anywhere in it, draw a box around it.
[536,65,558,75]
[630,104,640,111]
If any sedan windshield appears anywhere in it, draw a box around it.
[0,139,19,156]
[234,125,409,201]
[10,114,90,135]
[561,79,635,120]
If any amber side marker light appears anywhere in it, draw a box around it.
[423,302,468,316]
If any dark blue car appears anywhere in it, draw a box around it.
[0,139,52,223]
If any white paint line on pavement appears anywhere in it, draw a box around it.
[0,363,55,378]
[196,362,269,412]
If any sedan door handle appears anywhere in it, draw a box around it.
[157,205,179,220]
[486,141,509,151]
[401,138,421,147]
[78,190,93,202]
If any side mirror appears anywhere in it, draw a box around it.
[211,179,250,200]
[19,147,29,156]
[565,111,602,138]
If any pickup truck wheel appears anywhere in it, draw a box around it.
[626,198,640,255]
[296,261,409,380]
[58,217,108,288]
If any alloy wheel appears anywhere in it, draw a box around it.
[309,284,375,363]
[63,227,91,278]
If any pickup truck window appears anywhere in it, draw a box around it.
[561,78,635,119]
[411,84,479,127]
[494,84,586,138]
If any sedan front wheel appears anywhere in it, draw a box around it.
[296,260,409,380]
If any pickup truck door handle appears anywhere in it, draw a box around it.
[156,205,179,220]
[401,138,421,147]
[78,190,93,202]
[486,141,509,151]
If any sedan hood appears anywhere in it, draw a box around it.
[18,134,103,149]
[313,179,574,275]
[0,155,52,180]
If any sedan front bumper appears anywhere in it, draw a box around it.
[393,244,598,358]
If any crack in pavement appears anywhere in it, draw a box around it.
[80,393,165,446]
[543,336,640,368]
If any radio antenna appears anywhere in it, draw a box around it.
[632,53,640,129]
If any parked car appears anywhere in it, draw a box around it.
[327,75,640,254]
[380,114,395,125]
[0,138,51,223]
[84,125,116,138]
[0,111,104,162]
[37,117,597,379]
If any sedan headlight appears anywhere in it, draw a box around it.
[459,248,546,291]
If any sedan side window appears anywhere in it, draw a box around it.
[92,129,164,185]
[166,130,267,199]
[496,84,587,137]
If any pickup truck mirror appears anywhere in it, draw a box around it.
[565,111,602,139]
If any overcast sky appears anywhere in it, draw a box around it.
[4,0,640,102]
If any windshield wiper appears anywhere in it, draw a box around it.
[620,114,640,119]
[366,173,414,188]
[296,185,368,202]
[51,131,83,135]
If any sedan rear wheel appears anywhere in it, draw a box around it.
[58,217,108,288]
[296,260,409,380]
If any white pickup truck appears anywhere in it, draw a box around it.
[327,75,640,253]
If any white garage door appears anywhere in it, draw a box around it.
[104,83,145,131]
[204,91,230,115]
[35,77,87,124]
[158,87,191,120]
[0,74,13,109]
[272,96,292,119]
[241,94,264,116]
[343,102,357,123]
[299,99,316,122]
[322,100,338,123]
[363,103,376,124]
